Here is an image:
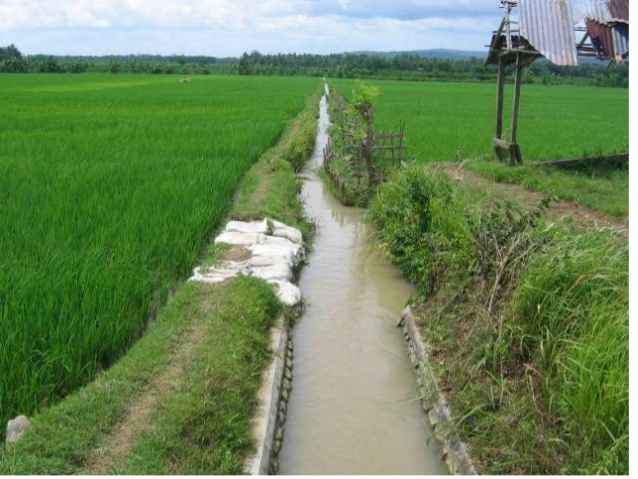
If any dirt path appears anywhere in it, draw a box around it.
[85,321,206,474]
[433,162,628,235]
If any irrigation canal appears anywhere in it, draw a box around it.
[277,93,447,474]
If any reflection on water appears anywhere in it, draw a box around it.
[278,94,447,475]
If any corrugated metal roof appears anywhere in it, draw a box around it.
[608,0,629,21]
[580,0,613,23]
[518,0,578,65]
[586,18,615,57]
[585,18,628,60]
[578,0,629,23]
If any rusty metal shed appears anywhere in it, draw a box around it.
[519,0,578,65]
[578,0,629,23]
[486,0,628,165]
[577,0,629,61]
[486,0,579,68]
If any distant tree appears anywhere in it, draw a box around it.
[238,53,252,75]
[69,57,88,73]
[0,44,28,72]
[128,57,142,73]
[38,56,64,73]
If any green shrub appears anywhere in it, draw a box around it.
[368,166,474,293]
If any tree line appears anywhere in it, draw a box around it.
[0,45,236,75]
[1,44,628,88]
[237,51,628,87]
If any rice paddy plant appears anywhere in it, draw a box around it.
[331,78,628,216]
[511,230,628,473]
[331,79,628,162]
[0,73,318,435]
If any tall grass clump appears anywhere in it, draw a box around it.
[368,165,474,294]
[511,231,628,474]
[0,73,318,436]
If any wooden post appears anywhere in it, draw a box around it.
[494,57,506,161]
[495,57,505,141]
[363,107,376,185]
[510,54,523,164]
[398,120,405,166]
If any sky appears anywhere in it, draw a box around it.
[0,0,501,57]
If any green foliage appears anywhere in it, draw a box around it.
[351,81,380,113]
[333,78,627,218]
[367,164,627,473]
[510,231,628,474]
[232,86,320,234]
[114,277,282,474]
[470,197,552,312]
[281,100,318,172]
[221,50,629,87]
[0,74,316,436]
[0,44,27,73]
[368,166,473,293]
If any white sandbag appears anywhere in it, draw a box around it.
[269,280,302,307]
[190,265,245,283]
[248,242,303,267]
[225,219,269,235]
[214,231,265,246]
[191,218,304,307]
[247,254,293,268]
[249,263,293,282]
[271,220,303,245]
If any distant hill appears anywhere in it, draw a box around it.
[347,49,488,61]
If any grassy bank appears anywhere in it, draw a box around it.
[0,73,317,433]
[1,80,321,473]
[368,165,628,474]
[466,159,628,217]
[1,278,281,474]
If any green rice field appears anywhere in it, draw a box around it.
[332,79,628,162]
[0,74,317,432]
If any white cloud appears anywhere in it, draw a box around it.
[0,0,499,54]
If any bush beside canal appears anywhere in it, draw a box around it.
[368,165,628,474]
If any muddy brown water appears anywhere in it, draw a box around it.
[278,94,447,475]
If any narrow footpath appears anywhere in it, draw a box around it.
[278,94,447,475]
